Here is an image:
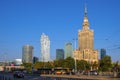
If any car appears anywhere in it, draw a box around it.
[55,71,62,75]
[90,70,99,75]
[13,71,24,78]
[117,72,120,78]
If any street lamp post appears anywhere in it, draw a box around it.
[32,55,34,74]
[73,38,77,74]
[74,58,77,74]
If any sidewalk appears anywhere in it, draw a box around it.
[40,74,112,80]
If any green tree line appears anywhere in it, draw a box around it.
[22,55,120,72]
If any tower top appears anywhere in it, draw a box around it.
[82,4,89,30]
[85,3,87,17]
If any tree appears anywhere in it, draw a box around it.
[45,62,54,68]
[112,61,120,72]
[64,57,74,69]
[77,60,90,71]
[34,61,54,69]
[99,55,112,72]
[22,63,32,72]
[34,62,44,69]
[54,59,65,67]
[92,61,98,70]
[53,57,74,69]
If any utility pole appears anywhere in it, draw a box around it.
[73,38,77,74]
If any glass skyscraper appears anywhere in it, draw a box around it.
[100,48,106,59]
[40,33,50,62]
[56,49,64,59]
[65,42,73,59]
[22,45,33,63]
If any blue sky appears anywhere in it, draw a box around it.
[0,0,120,62]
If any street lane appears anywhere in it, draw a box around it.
[0,72,120,80]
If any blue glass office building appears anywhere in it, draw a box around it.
[56,49,64,59]
[100,48,106,59]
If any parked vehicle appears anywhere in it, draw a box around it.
[82,70,98,75]
[117,72,120,78]
[13,71,24,78]
[82,71,89,75]
[90,70,99,75]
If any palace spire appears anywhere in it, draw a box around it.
[82,4,89,30]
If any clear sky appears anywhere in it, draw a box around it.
[0,0,120,62]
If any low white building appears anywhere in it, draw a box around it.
[14,59,22,66]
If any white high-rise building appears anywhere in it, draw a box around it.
[40,33,50,62]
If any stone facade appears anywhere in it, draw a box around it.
[0,66,24,71]
[74,6,98,63]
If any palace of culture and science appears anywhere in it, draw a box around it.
[73,6,98,63]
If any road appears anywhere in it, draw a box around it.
[0,72,41,80]
[0,73,83,80]
[0,73,98,80]
[0,73,82,80]
[0,72,120,80]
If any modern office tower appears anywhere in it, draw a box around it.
[100,48,106,59]
[33,57,39,64]
[56,49,64,59]
[65,42,73,59]
[22,45,33,63]
[73,5,98,63]
[40,33,50,62]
